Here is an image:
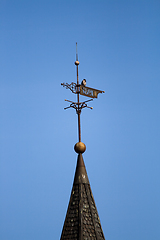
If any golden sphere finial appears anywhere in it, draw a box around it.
[74,142,86,153]
[75,60,79,65]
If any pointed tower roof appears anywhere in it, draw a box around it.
[60,153,105,240]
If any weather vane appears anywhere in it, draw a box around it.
[61,43,105,154]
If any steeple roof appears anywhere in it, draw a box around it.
[60,153,105,240]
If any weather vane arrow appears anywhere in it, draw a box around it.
[61,43,105,153]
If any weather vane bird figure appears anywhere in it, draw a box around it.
[81,79,86,86]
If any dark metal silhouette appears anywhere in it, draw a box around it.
[61,42,104,142]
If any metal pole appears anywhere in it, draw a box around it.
[76,64,81,142]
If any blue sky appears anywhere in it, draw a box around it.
[0,1,160,240]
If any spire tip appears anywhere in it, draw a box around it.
[75,42,79,64]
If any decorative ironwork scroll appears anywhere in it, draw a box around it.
[61,82,77,94]
[64,99,93,113]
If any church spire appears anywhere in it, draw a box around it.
[60,44,105,240]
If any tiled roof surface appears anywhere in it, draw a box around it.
[60,154,105,240]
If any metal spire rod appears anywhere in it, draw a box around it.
[75,42,81,142]
[61,43,104,154]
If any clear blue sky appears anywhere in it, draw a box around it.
[0,1,160,240]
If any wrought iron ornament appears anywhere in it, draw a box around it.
[61,82,104,98]
[61,43,105,145]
